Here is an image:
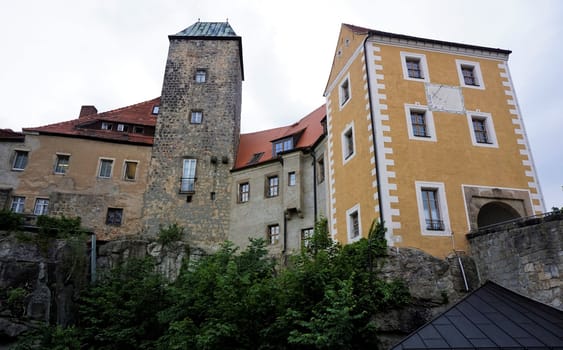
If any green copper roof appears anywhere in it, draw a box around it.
[174,22,237,37]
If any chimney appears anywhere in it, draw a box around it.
[79,105,98,118]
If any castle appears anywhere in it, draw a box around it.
[0,22,544,258]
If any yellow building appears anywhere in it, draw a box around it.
[324,24,544,258]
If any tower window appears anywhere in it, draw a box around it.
[339,76,351,107]
[456,59,485,89]
[195,69,207,83]
[180,158,197,193]
[401,52,429,82]
[288,172,296,186]
[191,111,203,124]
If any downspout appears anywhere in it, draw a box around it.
[90,234,96,283]
[363,36,385,223]
[310,150,318,222]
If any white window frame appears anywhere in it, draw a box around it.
[404,104,436,142]
[123,160,139,181]
[415,181,451,236]
[341,122,356,164]
[117,123,128,132]
[466,111,498,148]
[11,196,25,213]
[400,52,430,82]
[54,153,70,175]
[456,59,485,90]
[346,204,362,242]
[266,174,279,198]
[339,73,351,109]
[12,149,29,171]
[101,122,112,130]
[33,198,49,216]
[98,158,114,178]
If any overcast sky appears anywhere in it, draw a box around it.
[0,0,561,209]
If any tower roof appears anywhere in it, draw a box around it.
[174,22,237,37]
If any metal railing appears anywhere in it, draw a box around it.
[467,209,562,238]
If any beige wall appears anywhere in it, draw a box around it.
[7,134,152,239]
[229,143,328,254]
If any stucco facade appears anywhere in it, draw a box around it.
[324,24,544,258]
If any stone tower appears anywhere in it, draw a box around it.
[143,22,243,250]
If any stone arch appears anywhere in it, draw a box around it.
[477,201,521,228]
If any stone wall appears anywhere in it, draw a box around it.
[467,216,562,310]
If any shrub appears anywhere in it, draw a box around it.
[0,210,23,231]
[157,223,184,245]
[37,215,83,238]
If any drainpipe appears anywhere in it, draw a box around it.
[90,234,96,283]
[363,36,384,224]
[310,149,318,222]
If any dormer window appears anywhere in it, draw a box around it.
[101,122,112,130]
[152,105,160,115]
[117,124,128,132]
[247,152,264,165]
[273,138,293,156]
[133,126,144,134]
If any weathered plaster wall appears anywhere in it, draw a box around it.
[468,217,562,310]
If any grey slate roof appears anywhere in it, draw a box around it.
[391,281,563,349]
[174,22,237,37]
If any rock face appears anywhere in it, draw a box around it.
[376,247,478,349]
[1,231,477,349]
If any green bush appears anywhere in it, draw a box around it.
[37,215,83,238]
[6,287,27,316]
[157,223,184,245]
[0,210,23,231]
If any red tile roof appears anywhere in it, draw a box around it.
[0,129,25,141]
[234,105,326,170]
[23,98,160,145]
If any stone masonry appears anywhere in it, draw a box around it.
[468,216,562,310]
[143,32,242,251]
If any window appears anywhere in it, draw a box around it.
[54,154,70,174]
[191,111,203,124]
[180,158,197,193]
[101,122,113,130]
[341,124,355,163]
[339,76,351,107]
[98,159,114,178]
[410,111,427,137]
[288,172,296,186]
[456,59,484,89]
[268,224,280,245]
[106,208,123,226]
[133,126,144,134]
[11,196,25,213]
[317,156,325,183]
[415,181,451,236]
[401,52,430,82]
[301,228,314,249]
[152,106,160,115]
[195,69,207,83]
[123,161,138,181]
[239,182,249,203]
[266,175,279,198]
[273,138,293,155]
[346,204,361,242]
[12,150,28,170]
[421,189,443,231]
[466,111,498,148]
[34,198,49,215]
[117,124,128,132]
[247,152,264,165]
[405,105,436,142]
